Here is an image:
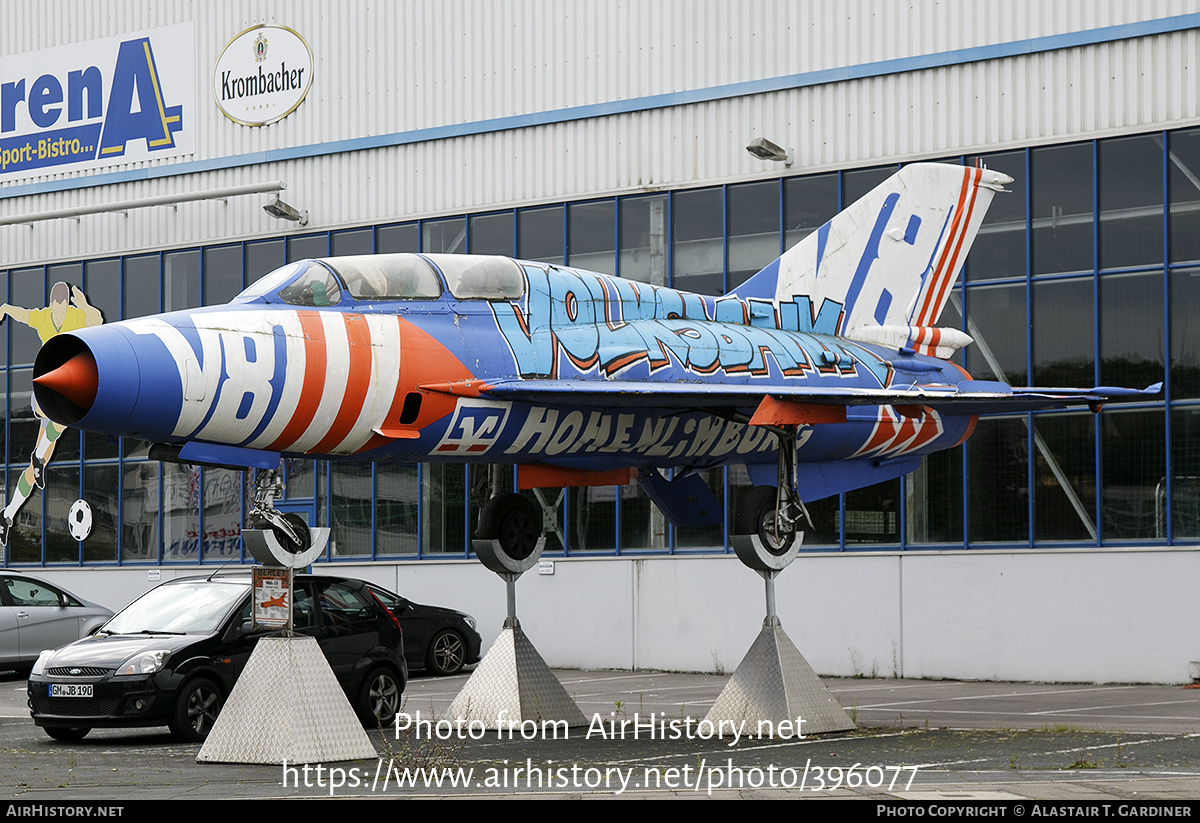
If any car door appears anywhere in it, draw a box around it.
[309,580,381,686]
[1,577,85,660]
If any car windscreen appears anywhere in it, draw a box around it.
[103,580,249,635]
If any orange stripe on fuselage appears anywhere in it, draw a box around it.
[266,312,327,452]
[312,313,374,454]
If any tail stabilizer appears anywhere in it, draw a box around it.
[732,163,1011,342]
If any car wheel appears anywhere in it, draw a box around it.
[426,629,466,676]
[44,727,90,742]
[169,677,223,743]
[356,667,402,727]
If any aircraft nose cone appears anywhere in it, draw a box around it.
[33,350,99,409]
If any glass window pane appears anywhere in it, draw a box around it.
[907,449,964,544]
[1169,407,1200,538]
[164,250,201,312]
[1032,143,1093,275]
[245,239,286,284]
[619,195,667,285]
[162,462,199,563]
[377,223,419,253]
[9,267,45,365]
[1170,268,1200,399]
[203,245,243,306]
[83,464,118,562]
[44,465,79,563]
[967,417,1029,543]
[1100,409,1165,540]
[965,151,1026,281]
[469,212,514,256]
[331,228,373,257]
[843,479,900,545]
[727,181,779,289]
[1033,412,1096,543]
[123,255,161,319]
[377,463,419,555]
[121,460,159,562]
[1099,135,1163,269]
[84,259,120,325]
[1169,128,1200,264]
[843,165,895,203]
[422,463,466,553]
[671,187,722,294]
[201,468,243,561]
[962,283,1027,385]
[618,482,668,551]
[783,173,837,251]
[331,463,372,557]
[6,485,42,563]
[1099,271,1164,389]
[672,469,723,549]
[567,485,617,551]
[423,218,466,253]
[567,201,615,275]
[287,233,328,262]
[517,207,563,264]
[1033,278,1093,386]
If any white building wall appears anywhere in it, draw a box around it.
[32,547,1200,684]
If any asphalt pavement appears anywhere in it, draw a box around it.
[2,668,1199,800]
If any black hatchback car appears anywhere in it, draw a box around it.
[27,573,407,743]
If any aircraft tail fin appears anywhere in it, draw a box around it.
[732,163,1011,346]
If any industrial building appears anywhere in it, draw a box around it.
[3,1,1198,682]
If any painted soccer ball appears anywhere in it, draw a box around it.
[68,499,93,541]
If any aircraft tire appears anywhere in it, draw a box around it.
[272,513,312,555]
[475,493,542,573]
[733,486,802,570]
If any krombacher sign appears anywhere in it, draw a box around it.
[213,24,312,126]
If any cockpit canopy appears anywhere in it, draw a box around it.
[234,253,526,305]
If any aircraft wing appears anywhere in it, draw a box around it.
[428,378,1162,417]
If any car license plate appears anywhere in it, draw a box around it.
[49,684,93,698]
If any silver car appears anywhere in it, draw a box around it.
[0,573,114,671]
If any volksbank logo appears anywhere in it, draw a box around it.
[213,25,313,127]
[0,23,194,180]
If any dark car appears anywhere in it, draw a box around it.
[1,572,113,671]
[366,584,482,676]
[27,573,406,743]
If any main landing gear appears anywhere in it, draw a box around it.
[713,426,856,735]
[732,425,810,566]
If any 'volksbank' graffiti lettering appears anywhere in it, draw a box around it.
[0,23,192,179]
[491,264,892,386]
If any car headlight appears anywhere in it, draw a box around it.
[464,615,477,631]
[116,650,170,676]
[30,649,55,677]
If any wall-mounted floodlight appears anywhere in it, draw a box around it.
[263,195,309,226]
[746,137,793,166]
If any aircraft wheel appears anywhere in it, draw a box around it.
[477,493,540,560]
[736,486,796,554]
[732,486,802,571]
[272,513,312,555]
[474,493,543,574]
